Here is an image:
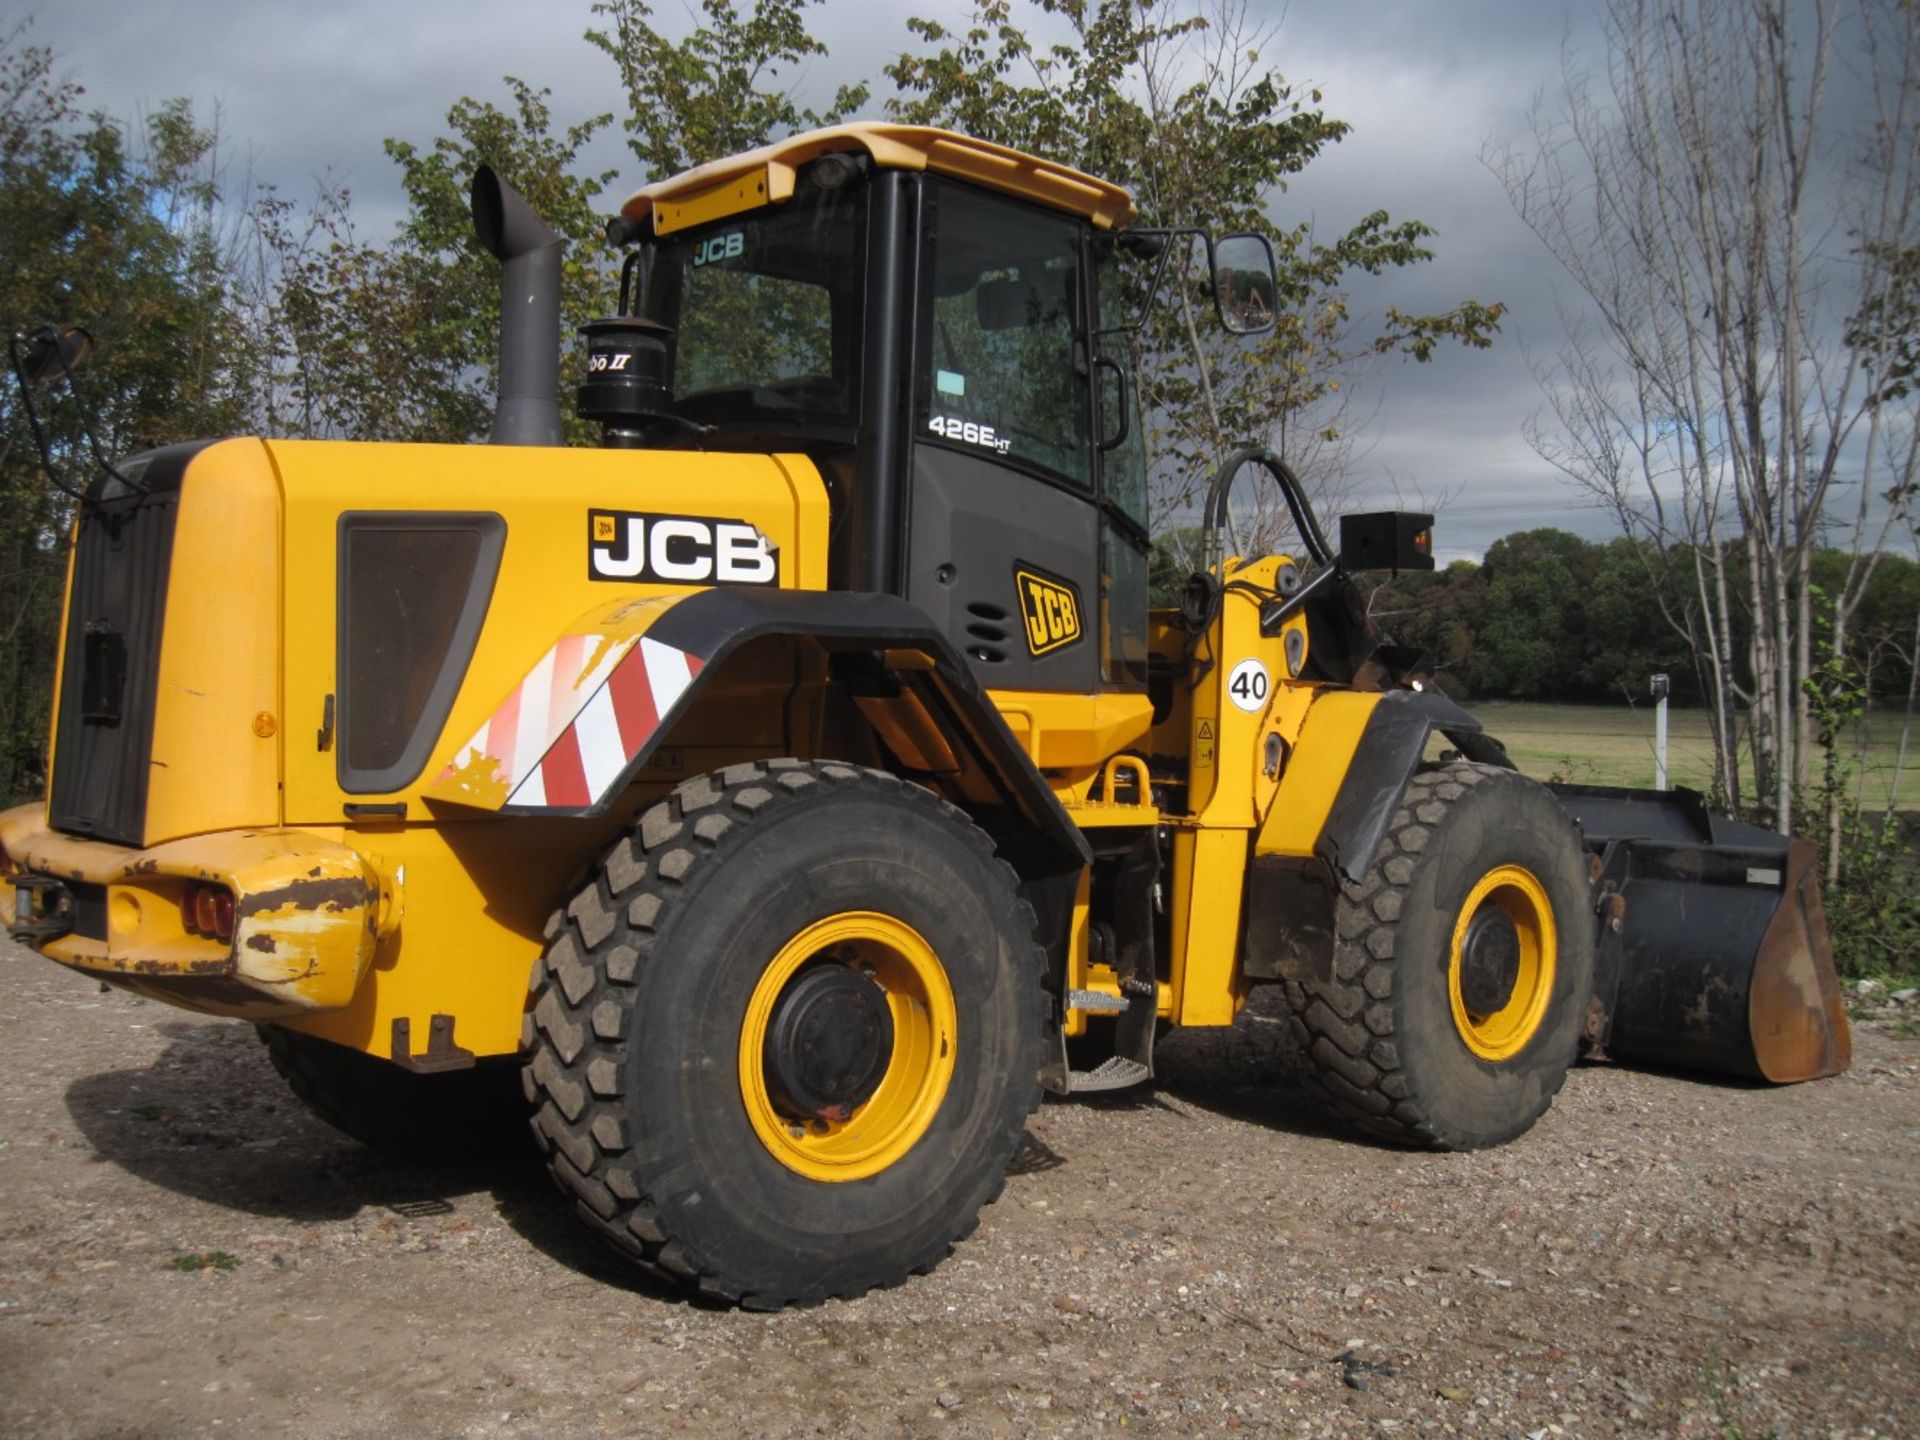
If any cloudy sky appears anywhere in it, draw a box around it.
[24,0,1626,559]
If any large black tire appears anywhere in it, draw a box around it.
[523,759,1045,1308]
[1284,761,1595,1149]
[257,1026,525,1157]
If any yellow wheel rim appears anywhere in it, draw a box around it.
[1447,865,1557,1062]
[739,911,957,1183]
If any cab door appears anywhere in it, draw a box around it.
[1090,233,1153,693]
[903,180,1104,696]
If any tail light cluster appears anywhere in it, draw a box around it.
[180,882,236,945]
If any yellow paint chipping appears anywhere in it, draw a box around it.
[437,747,514,809]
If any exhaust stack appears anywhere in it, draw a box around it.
[470,166,563,447]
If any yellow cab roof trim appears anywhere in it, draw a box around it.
[620,122,1138,236]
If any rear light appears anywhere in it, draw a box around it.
[180,882,236,945]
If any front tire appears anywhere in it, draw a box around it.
[523,760,1045,1308]
[1285,761,1595,1149]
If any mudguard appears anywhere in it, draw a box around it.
[1307,688,1510,886]
[1244,687,1510,988]
[426,586,1091,875]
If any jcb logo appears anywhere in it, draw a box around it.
[589,509,777,586]
[1015,566,1083,656]
[691,231,745,267]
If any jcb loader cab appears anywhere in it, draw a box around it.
[3,123,1849,1309]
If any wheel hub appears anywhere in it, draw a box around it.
[1458,905,1521,1016]
[763,963,895,1123]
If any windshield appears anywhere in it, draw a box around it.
[636,185,867,426]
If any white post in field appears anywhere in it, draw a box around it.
[1651,673,1670,790]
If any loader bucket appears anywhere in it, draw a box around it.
[1550,786,1851,1084]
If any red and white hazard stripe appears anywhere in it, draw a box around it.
[508,637,704,807]
[437,634,704,809]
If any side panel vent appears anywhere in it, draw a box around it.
[338,512,506,793]
[964,601,1008,664]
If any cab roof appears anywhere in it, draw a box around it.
[619,122,1137,237]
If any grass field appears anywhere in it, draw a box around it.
[1464,699,1920,812]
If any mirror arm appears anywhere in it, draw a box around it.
[8,333,88,503]
[617,250,645,316]
[1100,226,1207,334]
[1134,236,1179,332]
[55,342,142,496]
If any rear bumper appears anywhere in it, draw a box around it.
[1,803,393,1019]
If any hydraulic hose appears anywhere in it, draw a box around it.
[1201,447,1335,569]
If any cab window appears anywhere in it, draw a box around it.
[921,186,1091,490]
[638,186,866,424]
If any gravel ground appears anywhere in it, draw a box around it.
[1,938,1916,1440]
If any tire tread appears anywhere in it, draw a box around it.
[522,759,1045,1308]
[1283,761,1580,1149]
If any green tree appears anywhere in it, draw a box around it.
[265,79,614,444]
[1366,559,1488,698]
[887,0,1504,542]
[0,23,261,802]
[587,0,868,177]
[1467,530,1590,700]
[282,0,864,447]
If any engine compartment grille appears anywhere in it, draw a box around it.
[47,443,207,845]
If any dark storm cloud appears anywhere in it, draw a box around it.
[1269,1,1616,560]
[26,1,929,229]
[29,1,627,237]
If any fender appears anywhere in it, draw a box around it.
[1316,689,1511,885]
[1243,688,1511,987]
[1255,687,1510,886]
[426,586,1091,875]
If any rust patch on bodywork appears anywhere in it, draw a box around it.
[130,956,234,976]
[237,875,375,918]
[0,802,388,1022]
[251,958,319,985]
[1747,839,1851,1082]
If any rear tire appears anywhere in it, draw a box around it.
[1284,761,1595,1149]
[258,1026,524,1157]
[522,759,1045,1308]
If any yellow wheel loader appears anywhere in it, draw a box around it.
[3,124,1850,1308]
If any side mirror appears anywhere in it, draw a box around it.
[1213,234,1277,335]
[15,324,94,384]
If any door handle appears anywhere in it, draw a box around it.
[1093,354,1130,453]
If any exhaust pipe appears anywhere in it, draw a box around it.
[470,165,563,447]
